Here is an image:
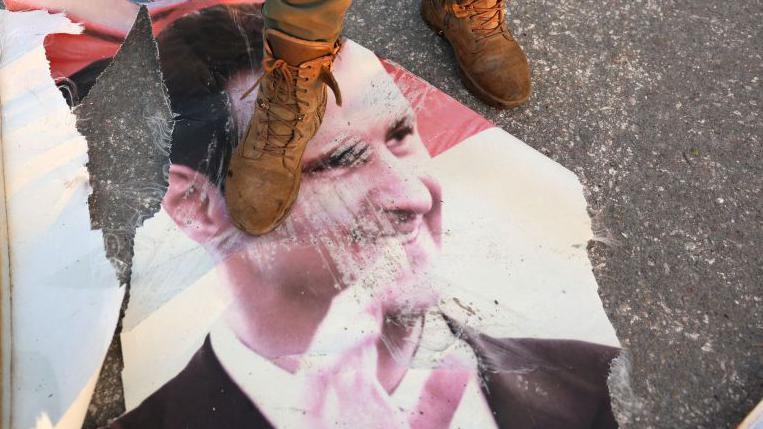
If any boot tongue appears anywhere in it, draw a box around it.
[266,29,335,66]
[464,0,504,30]
[467,0,501,8]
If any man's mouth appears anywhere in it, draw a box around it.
[355,213,425,246]
[389,215,423,245]
[398,219,422,245]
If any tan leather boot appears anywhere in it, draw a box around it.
[225,29,342,235]
[421,0,531,108]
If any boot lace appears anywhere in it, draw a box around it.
[241,52,343,159]
[456,0,508,41]
[241,58,304,157]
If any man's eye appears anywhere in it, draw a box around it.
[307,143,370,173]
[386,118,414,143]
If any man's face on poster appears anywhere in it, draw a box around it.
[165,43,443,317]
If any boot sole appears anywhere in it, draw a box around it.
[420,3,531,109]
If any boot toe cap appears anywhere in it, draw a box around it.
[224,165,298,235]
[463,44,531,108]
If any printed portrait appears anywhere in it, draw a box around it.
[3,2,622,428]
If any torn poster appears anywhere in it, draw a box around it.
[0,10,123,429]
[4,1,622,428]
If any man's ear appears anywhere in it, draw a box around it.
[163,164,231,244]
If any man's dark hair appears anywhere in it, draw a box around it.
[157,4,264,103]
[160,4,264,188]
[68,4,265,188]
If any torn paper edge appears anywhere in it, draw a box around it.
[0,56,12,429]
[0,10,124,429]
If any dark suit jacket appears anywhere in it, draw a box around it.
[109,324,619,429]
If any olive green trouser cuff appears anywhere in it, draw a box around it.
[262,0,353,42]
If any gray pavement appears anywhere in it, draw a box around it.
[3,0,760,428]
[341,0,762,427]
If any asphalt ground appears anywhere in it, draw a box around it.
[2,0,760,428]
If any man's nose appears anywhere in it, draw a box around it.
[370,147,435,217]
